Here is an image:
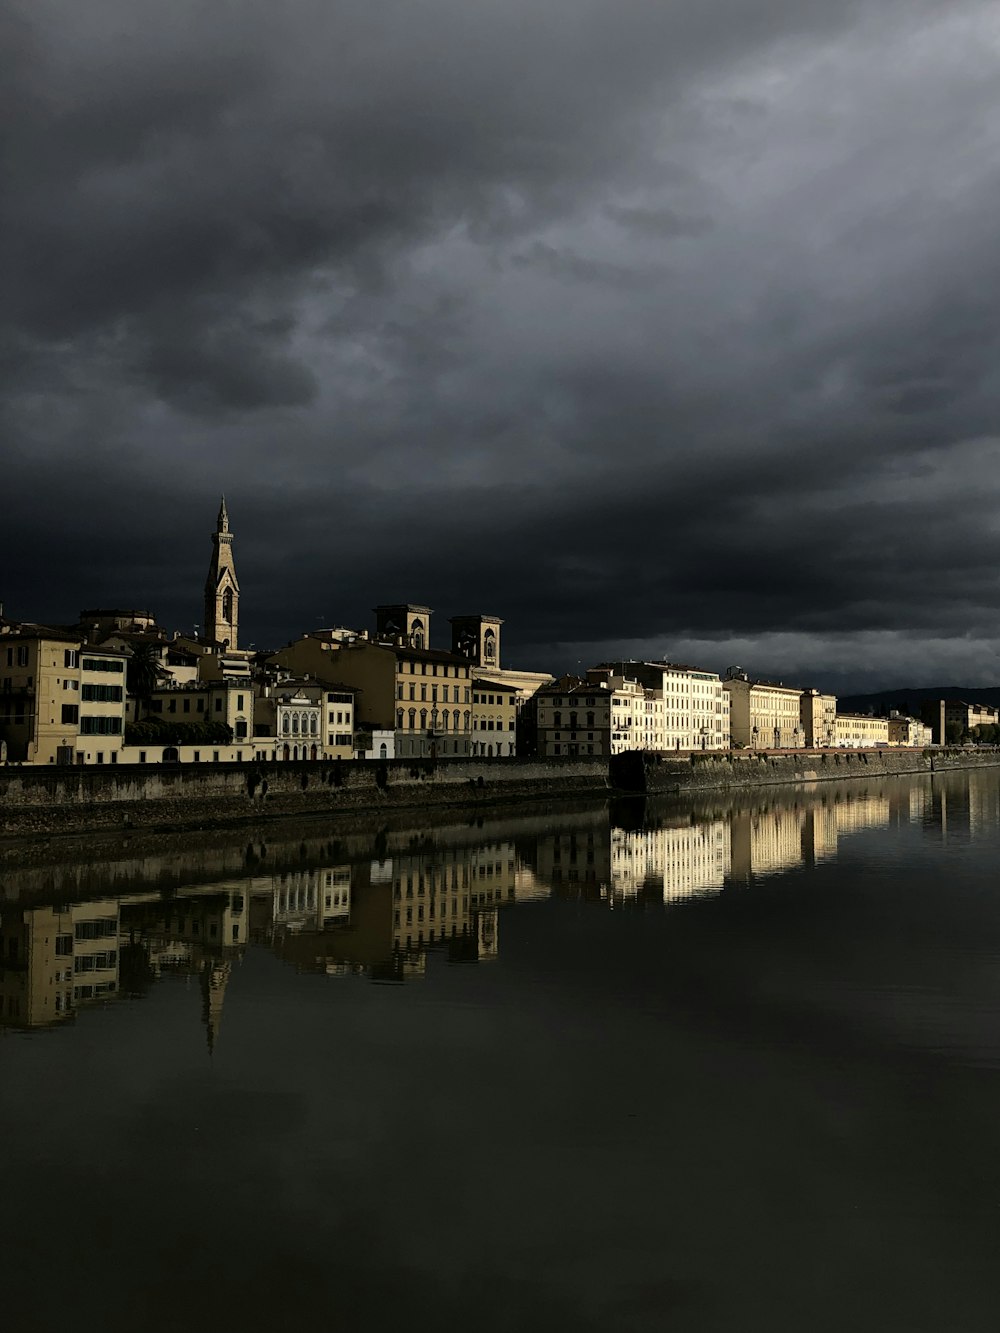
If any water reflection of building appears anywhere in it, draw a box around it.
[833,794,890,836]
[533,828,606,899]
[118,885,249,1051]
[602,824,730,904]
[0,899,120,1028]
[249,841,531,983]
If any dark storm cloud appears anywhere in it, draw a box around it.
[3,0,999,689]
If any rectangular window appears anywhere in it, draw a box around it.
[61,704,79,724]
[16,646,29,667]
[64,649,78,669]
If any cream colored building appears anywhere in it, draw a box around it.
[254,678,355,760]
[471,680,518,756]
[0,629,128,765]
[596,660,730,751]
[833,713,891,748]
[800,689,838,748]
[535,676,647,756]
[723,673,805,749]
[271,606,474,759]
[888,715,933,747]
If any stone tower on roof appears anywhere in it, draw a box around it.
[204,496,239,650]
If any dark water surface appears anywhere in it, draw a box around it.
[3,770,1000,1332]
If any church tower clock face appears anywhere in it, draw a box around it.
[204,496,240,650]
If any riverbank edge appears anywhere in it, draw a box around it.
[1,748,998,841]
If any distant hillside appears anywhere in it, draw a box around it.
[838,686,1000,716]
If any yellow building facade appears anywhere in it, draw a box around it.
[833,714,891,747]
[723,675,805,749]
[0,630,128,765]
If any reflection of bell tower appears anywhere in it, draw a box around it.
[374,604,432,649]
[201,958,231,1055]
[450,615,502,669]
[204,496,240,650]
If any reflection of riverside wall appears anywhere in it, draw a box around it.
[0,756,610,838]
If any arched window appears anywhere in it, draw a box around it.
[282,714,290,735]
[411,620,425,650]
[379,743,388,759]
[235,719,247,739]
[464,711,470,729]
[291,713,300,735]
[397,708,404,728]
[569,713,578,730]
[408,708,416,729]
[586,712,594,728]
[442,709,450,731]
[310,714,318,735]
[420,708,428,731]
[222,588,234,625]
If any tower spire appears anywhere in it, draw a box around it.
[204,497,239,650]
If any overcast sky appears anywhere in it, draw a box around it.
[4,1,1000,691]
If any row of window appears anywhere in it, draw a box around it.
[397,683,470,703]
[472,692,513,706]
[400,661,468,678]
[80,716,122,735]
[396,708,472,731]
[82,683,123,702]
[281,712,319,736]
[74,951,116,972]
[82,658,124,673]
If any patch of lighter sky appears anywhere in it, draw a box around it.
[545,630,1000,692]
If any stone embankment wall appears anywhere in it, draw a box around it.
[627,747,1000,794]
[0,756,610,839]
[4,749,1000,841]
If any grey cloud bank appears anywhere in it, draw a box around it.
[3,0,1000,691]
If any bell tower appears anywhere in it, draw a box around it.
[374,604,432,649]
[450,615,502,669]
[204,496,240,650]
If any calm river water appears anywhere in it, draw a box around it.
[3,769,1000,1331]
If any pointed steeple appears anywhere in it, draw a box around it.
[204,498,239,650]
